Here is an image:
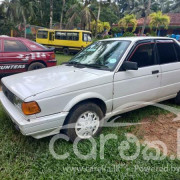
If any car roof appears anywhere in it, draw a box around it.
[38,29,91,33]
[100,36,174,42]
[0,36,30,42]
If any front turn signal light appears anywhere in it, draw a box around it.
[22,101,41,115]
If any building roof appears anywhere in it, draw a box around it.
[137,13,180,27]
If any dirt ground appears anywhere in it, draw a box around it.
[134,113,180,156]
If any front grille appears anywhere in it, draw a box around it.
[2,84,15,104]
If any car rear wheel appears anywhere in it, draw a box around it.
[28,62,46,71]
[64,102,104,142]
[63,48,70,55]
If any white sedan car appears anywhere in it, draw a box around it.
[1,37,180,142]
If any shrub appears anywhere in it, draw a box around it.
[122,32,135,37]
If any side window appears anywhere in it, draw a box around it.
[129,43,155,68]
[66,32,79,41]
[174,43,180,61]
[55,32,67,40]
[157,43,177,64]
[37,31,48,39]
[83,33,92,42]
[4,40,28,52]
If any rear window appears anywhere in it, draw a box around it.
[37,31,48,39]
[4,40,28,52]
[26,40,48,50]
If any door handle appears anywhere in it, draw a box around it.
[152,70,159,74]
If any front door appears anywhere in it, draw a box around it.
[113,41,161,113]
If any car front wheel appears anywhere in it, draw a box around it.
[64,102,104,142]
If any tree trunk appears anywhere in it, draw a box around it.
[22,10,26,38]
[95,0,101,38]
[50,0,53,29]
[60,0,65,29]
[141,0,151,35]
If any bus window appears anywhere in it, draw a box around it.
[55,32,66,40]
[67,32,79,41]
[83,33,92,42]
[37,31,48,39]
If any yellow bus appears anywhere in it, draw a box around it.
[36,29,92,55]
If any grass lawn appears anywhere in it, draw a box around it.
[0,54,180,179]
[55,53,73,65]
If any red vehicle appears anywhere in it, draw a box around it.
[0,36,57,75]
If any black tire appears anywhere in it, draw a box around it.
[64,102,104,142]
[175,92,180,104]
[28,62,46,71]
[63,48,70,55]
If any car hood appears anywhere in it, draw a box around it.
[2,65,106,100]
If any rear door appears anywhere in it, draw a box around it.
[2,39,30,73]
[157,40,180,98]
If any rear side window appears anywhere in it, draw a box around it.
[37,31,48,39]
[66,32,79,41]
[174,43,180,61]
[4,40,28,52]
[129,43,155,68]
[55,32,66,40]
[157,43,177,64]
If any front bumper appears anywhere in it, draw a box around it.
[0,92,68,139]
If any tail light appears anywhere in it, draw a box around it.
[50,53,55,59]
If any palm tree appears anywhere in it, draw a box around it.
[50,0,53,29]
[3,0,35,38]
[60,0,65,29]
[66,0,96,30]
[149,11,170,34]
[170,0,180,13]
[118,14,137,32]
[141,0,151,35]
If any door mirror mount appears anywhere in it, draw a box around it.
[121,61,138,71]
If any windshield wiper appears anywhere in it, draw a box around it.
[62,62,109,70]
[82,64,109,70]
[63,61,86,68]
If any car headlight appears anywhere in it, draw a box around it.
[14,96,23,109]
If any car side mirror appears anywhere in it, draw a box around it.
[121,61,138,71]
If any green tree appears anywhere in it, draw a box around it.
[66,0,96,30]
[50,0,53,29]
[118,14,137,32]
[3,0,35,38]
[149,11,170,34]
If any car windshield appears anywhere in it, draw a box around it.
[68,40,130,70]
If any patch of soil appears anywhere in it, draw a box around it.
[134,113,180,156]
